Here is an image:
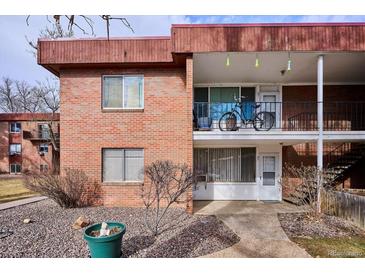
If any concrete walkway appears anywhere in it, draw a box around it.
[0,196,47,210]
[194,201,311,258]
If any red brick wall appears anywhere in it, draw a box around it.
[0,122,9,173]
[0,121,58,174]
[59,65,193,207]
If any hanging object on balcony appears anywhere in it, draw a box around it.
[255,53,260,68]
[226,54,230,67]
[287,52,292,71]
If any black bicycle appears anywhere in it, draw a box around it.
[218,96,275,131]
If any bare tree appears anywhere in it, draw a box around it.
[0,77,18,112]
[141,160,194,236]
[35,78,60,173]
[26,15,134,53]
[283,163,336,216]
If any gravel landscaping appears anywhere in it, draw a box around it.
[278,212,365,238]
[279,212,365,258]
[0,199,239,258]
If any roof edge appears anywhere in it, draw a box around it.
[0,113,60,122]
[38,36,171,42]
[172,22,365,28]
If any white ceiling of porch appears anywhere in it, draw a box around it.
[193,52,365,84]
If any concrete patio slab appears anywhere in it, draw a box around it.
[194,201,311,258]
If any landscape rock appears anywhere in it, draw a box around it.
[72,216,90,230]
[23,219,31,224]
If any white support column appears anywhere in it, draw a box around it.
[317,55,324,213]
[317,55,324,170]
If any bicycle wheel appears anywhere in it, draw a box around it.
[219,112,238,131]
[253,111,275,131]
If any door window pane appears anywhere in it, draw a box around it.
[123,76,143,108]
[263,156,276,186]
[103,77,123,108]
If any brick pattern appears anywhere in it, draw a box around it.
[0,120,59,174]
[60,66,193,207]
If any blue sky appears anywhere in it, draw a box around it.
[0,15,365,84]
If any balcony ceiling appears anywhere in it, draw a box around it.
[193,52,365,84]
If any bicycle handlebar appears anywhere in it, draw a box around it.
[234,95,247,102]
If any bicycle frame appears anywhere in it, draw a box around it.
[228,101,256,127]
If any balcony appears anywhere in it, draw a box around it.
[193,101,365,132]
[193,101,365,145]
[23,130,60,141]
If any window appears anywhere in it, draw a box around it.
[40,164,48,173]
[9,144,21,155]
[102,149,144,182]
[262,156,276,186]
[102,76,144,109]
[10,122,21,133]
[10,163,21,174]
[194,147,256,182]
[39,124,50,139]
[39,143,49,154]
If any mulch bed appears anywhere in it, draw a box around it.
[0,199,239,258]
[278,212,365,239]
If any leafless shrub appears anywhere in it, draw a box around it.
[283,163,336,216]
[141,160,194,236]
[24,168,101,208]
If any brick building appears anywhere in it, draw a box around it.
[0,113,60,175]
[37,23,365,211]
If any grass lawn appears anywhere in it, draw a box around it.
[0,178,38,203]
[292,237,365,258]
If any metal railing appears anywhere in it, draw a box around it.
[23,129,60,140]
[193,101,365,131]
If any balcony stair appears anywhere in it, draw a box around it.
[285,142,365,205]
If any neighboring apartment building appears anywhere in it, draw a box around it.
[37,23,365,211]
[0,113,60,174]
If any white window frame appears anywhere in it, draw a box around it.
[102,75,144,110]
[102,148,144,183]
[9,144,21,155]
[39,143,49,154]
[10,163,21,174]
[10,122,21,133]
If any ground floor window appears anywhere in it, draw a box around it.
[10,163,21,174]
[40,164,48,173]
[102,148,144,182]
[194,147,256,182]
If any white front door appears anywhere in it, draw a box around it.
[259,153,281,201]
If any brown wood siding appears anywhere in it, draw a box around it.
[38,38,173,65]
[172,25,365,53]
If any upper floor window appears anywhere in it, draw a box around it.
[10,122,21,133]
[9,144,21,155]
[39,143,49,154]
[102,75,144,109]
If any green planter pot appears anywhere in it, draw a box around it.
[84,222,126,258]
